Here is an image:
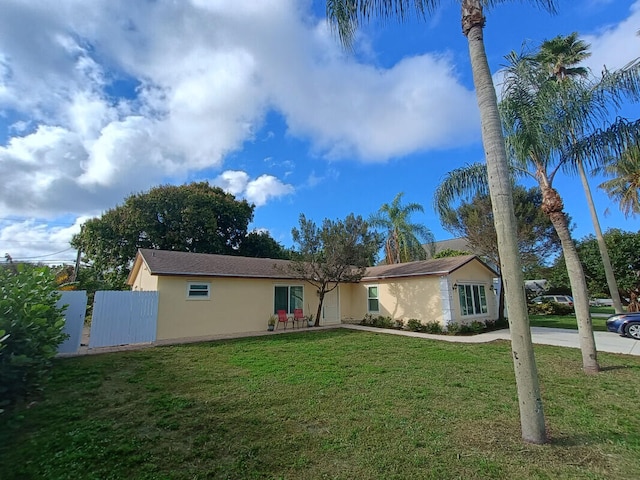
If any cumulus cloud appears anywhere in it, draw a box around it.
[0,0,480,221]
[245,175,295,207]
[0,0,637,257]
[212,170,294,207]
[0,216,86,262]
[584,1,640,73]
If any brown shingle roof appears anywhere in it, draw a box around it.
[131,249,495,283]
[362,255,495,280]
[137,249,298,279]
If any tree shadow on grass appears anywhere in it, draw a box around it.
[599,364,639,372]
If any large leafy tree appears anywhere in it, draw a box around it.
[598,143,640,218]
[440,185,559,272]
[72,182,261,288]
[289,214,380,327]
[551,229,640,300]
[326,0,553,444]
[237,231,290,259]
[369,192,434,264]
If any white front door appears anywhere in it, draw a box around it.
[322,288,340,325]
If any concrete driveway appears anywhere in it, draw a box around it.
[342,324,640,356]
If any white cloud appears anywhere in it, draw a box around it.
[0,216,86,262]
[584,0,640,73]
[0,0,479,222]
[245,175,295,207]
[212,170,294,206]
[212,170,250,196]
[0,0,637,257]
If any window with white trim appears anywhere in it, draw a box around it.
[458,284,488,316]
[367,286,379,312]
[187,282,210,299]
[274,285,303,314]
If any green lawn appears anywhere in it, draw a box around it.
[2,330,639,479]
[590,306,616,315]
[529,315,609,331]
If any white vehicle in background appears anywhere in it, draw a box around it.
[531,295,574,307]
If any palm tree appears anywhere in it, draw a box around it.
[500,51,603,374]
[326,0,553,444]
[599,143,640,218]
[536,33,625,314]
[369,193,434,264]
[501,43,640,371]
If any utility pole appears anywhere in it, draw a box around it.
[70,226,83,283]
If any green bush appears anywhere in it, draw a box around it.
[446,323,461,335]
[360,314,374,326]
[393,319,405,330]
[422,321,444,334]
[528,301,573,316]
[406,319,422,332]
[373,316,394,329]
[484,318,507,331]
[469,321,486,334]
[360,315,394,329]
[0,265,68,410]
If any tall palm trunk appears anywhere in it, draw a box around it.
[539,182,599,373]
[463,0,546,444]
[576,160,624,313]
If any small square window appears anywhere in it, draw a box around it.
[187,282,210,299]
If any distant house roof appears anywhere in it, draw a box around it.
[362,255,496,280]
[424,238,473,259]
[128,249,497,285]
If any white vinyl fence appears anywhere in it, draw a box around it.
[89,291,158,348]
[56,290,88,354]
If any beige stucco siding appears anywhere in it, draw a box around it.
[337,283,359,322]
[349,276,444,324]
[347,261,497,326]
[155,276,328,340]
[128,253,498,339]
[130,262,158,291]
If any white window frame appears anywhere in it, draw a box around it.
[273,285,304,314]
[187,281,211,300]
[367,285,380,313]
[458,283,488,317]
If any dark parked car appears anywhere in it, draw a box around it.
[606,312,640,340]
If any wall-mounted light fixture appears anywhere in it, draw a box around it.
[489,284,495,292]
[452,283,458,291]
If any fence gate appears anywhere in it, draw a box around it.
[56,290,88,354]
[89,291,158,348]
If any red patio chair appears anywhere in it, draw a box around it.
[293,309,304,328]
[276,310,290,330]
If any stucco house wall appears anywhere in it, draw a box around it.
[132,263,330,340]
[130,261,158,291]
[127,249,499,340]
[349,276,444,324]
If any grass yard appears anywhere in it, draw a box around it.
[2,329,639,479]
[529,315,609,331]
[590,306,616,315]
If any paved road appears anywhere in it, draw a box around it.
[342,324,640,356]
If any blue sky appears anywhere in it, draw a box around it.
[0,0,638,264]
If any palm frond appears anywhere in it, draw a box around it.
[433,162,490,220]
